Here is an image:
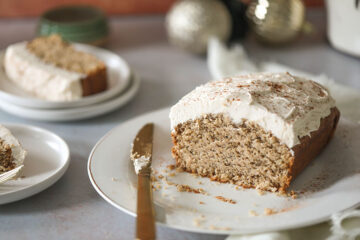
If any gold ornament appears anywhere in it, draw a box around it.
[246,0,306,45]
[166,0,232,54]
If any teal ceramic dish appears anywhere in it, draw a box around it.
[37,5,109,45]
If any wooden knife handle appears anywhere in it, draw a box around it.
[136,174,156,240]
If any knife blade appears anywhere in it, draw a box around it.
[130,123,155,240]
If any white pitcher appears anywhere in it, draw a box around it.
[326,0,360,57]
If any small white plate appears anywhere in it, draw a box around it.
[0,124,70,204]
[0,74,140,122]
[88,108,360,235]
[0,43,131,109]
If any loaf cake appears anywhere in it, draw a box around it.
[4,34,107,101]
[170,72,340,193]
[0,125,26,173]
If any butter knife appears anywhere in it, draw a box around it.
[131,123,156,240]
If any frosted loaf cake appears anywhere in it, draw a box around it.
[170,72,340,192]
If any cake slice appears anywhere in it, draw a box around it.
[0,125,26,173]
[170,72,340,193]
[4,34,107,101]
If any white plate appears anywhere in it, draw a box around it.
[0,74,140,122]
[0,124,70,204]
[88,108,360,235]
[0,43,131,109]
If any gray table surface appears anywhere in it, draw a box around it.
[0,9,359,240]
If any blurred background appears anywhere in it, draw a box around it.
[0,0,323,17]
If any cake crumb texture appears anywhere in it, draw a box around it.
[215,196,237,204]
[0,140,15,172]
[172,113,293,192]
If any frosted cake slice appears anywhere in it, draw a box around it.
[0,125,26,173]
[4,34,107,101]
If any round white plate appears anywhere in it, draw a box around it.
[0,124,70,204]
[88,108,360,235]
[0,74,140,122]
[0,43,131,109]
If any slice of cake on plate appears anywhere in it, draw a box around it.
[0,125,26,173]
[4,34,107,101]
[170,72,340,193]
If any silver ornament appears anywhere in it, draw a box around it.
[166,0,232,54]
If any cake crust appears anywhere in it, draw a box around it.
[81,65,107,96]
[288,107,340,183]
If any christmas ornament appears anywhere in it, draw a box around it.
[246,0,306,45]
[166,0,232,54]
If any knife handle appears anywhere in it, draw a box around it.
[136,174,156,240]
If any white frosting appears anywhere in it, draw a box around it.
[4,42,84,101]
[0,125,26,169]
[169,72,336,149]
[133,156,150,174]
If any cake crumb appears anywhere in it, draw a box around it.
[167,164,176,170]
[199,201,205,205]
[290,190,297,199]
[257,189,265,196]
[276,191,287,197]
[198,188,207,194]
[264,208,278,216]
[111,177,119,182]
[198,181,203,185]
[193,219,201,227]
[158,174,164,179]
[193,215,206,227]
[168,172,176,177]
[191,173,199,178]
[166,180,176,186]
[279,204,300,213]
[209,225,231,231]
[152,182,162,191]
[215,196,236,204]
[150,175,157,182]
[248,210,258,216]
[176,184,208,195]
